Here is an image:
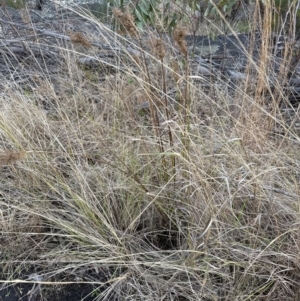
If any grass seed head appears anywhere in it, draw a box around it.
[173,27,187,56]
[113,8,138,37]
[152,38,166,60]
[69,31,92,48]
[0,150,26,166]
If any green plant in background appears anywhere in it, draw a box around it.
[198,0,241,19]
[272,0,300,34]
[2,0,25,9]
[107,0,161,32]
[112,0,184,33]
[106,0,254,34]
[133,0,161,30]
[84,2,112,22]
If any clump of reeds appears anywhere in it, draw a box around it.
[112,8,165,155]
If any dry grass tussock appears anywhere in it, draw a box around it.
[0,4,300,301]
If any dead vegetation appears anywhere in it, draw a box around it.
[0,1,300,301]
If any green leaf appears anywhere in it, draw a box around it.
[139,3,150,16]
[135,8,144,22]
[149,12,156,24]
[204,7,210,17]
[136,21,144,31]
[164,15,169,25]
[150,0,158,8]
[168,17,177,30]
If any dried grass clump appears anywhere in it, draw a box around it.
[0,3,300,301]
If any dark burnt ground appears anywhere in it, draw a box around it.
[0,265,110,301]
[1,4,300,112]
[185,33,300,105]
[0,283,95,301]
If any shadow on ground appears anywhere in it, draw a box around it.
[0,283,96,301]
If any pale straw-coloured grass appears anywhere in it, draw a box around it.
[0,2,300,300]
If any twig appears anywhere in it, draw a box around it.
[263,185,299,198]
